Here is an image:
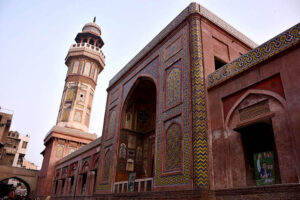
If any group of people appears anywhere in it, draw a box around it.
[0,188,28,200]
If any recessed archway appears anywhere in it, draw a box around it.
[0,177,31,198]
[115,76,157,192]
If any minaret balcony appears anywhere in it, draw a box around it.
[65,43,105,70]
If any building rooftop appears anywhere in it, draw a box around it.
[108,3,257,88]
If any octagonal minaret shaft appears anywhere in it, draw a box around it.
[56,19,105,132]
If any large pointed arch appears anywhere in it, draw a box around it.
[114,75,157,190]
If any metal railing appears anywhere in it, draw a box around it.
[114,177,153,193]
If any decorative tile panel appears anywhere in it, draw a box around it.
[165,123,182,172]
[122,57,159,104]
[155,24,192,186]
[56,144,64,158]
[102,149,111,182]
[164,36,183,61]
[107,110,116,139]
[165,60,182,109]
[239,100,270,121]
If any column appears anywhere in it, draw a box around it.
[65,178,71,195]
[87,171,96,195]
[52,181,57,194]
[57,180,63,195]
[76,175,83,195]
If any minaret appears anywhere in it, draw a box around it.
[57,19,105,132]
[36,19,105,197]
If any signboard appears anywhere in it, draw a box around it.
[128,172,136,192]
[254,151,275,185]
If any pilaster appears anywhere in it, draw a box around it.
[189,13,209,188]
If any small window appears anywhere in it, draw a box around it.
[83,38,87,43]
[22,141,28,149]
[214,57,227,70]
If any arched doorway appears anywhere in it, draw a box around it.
[0,177,30,198]
[225,90,298,187]
[115,77,157,192]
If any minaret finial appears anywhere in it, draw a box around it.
[93,17,96,23]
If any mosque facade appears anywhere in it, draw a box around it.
[36,3,300,199]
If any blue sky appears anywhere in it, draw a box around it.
[0,0,299,168]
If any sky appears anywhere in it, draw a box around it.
[0,0,299,169]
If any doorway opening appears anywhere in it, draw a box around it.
[236,119,280,186]
[0,177,30,198]
[115,77,156,192]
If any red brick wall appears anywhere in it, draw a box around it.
[207,45,300,189]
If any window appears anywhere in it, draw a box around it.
[84,62,91,76]
[78,90,86,102]
[214,56,227,70]
[22,141,28,149]
[17,155,23,165]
